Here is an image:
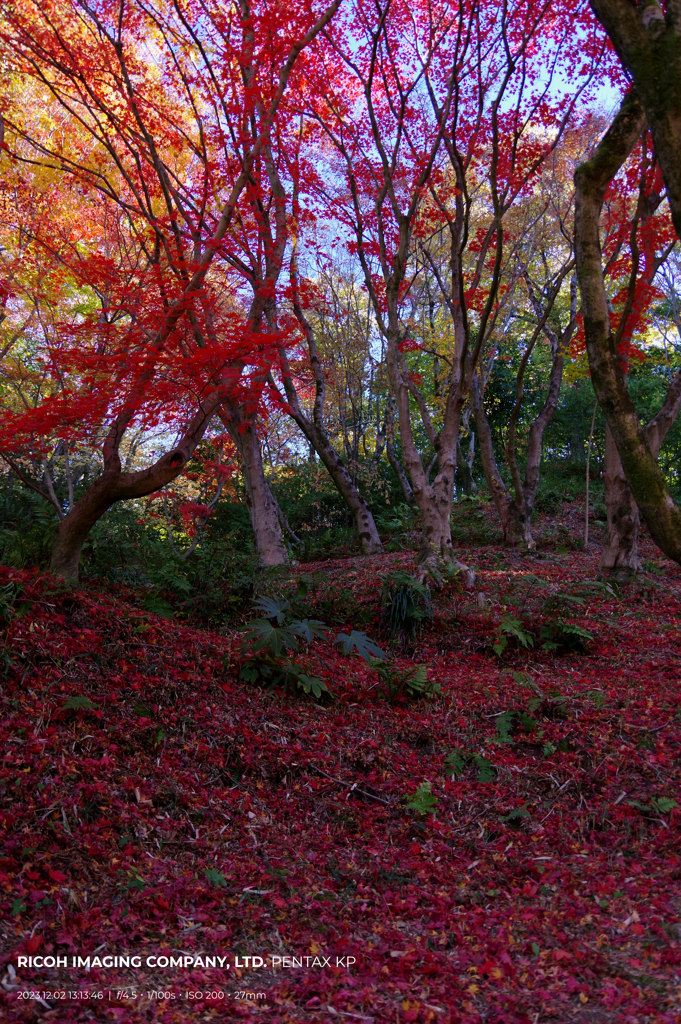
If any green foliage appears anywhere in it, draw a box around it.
[494,709,542,744]
[628,797,677,817]
[380,570,433,637]
[241,618,302,657]
[252,595,292,623]
[141,594,175,619]
[493,615,534,656]
[375,503,417,535]
[204,867,228,888]
[539,620,594,653]
[404,782,439,815]
[239,592,332,700]
[132,703,154,719]
[495,710,516,742]
[368,658,440,701]
[499,806,530,827]
[239,656,330,700]
[61,695,100,711]
[445,749,496,783]
[0,484,57,569]
[334,630,386,662]
[0,581,21,624]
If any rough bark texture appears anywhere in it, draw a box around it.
[456,410,476,497]
[222,410,288,567]
[574,89,681,564]
[601,423,640,570]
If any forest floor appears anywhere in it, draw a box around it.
[0,498,680,1024]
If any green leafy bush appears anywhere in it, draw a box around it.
[380,570,433,637]
[239,656,330,700]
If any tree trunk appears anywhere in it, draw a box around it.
[385,396,415,505]
[601,423,640,570]
[456,411,476,497]
[469,371,526,544]
[517,327,570,548]
[49,387,231,579]
[50,467,121,579]
[277,245,384,556]
[589,0,681,240]
[574,89,681,565]
[221,410,287,567]
[300,421,383,555]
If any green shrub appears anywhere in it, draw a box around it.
[380,570,433,637]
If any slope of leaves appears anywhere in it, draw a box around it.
[0,529,680,1023]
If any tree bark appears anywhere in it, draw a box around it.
[456,409,476,497]
[275,385,384,555]
[601,423,640,570]
[469,371,525,544]
[384,396,415,505]
[221,409,288,567]
[468,291,571,552]
[574,88,681,565]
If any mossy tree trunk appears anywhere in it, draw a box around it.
[574,89,681,565]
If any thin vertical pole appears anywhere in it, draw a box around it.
[584,402,597,549]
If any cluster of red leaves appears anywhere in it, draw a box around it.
[0,532,680,1023]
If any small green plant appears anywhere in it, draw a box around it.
[240,594,332,699]
[493,615,534,656]
[380,570,433,637]
[0,581,21,624]
[500,806,530,827]
[61,695,100,711]
[376,503,417,534]
[242,595,328,656]
[204,867,228,888]
[240,655,330,700]
[404,782,439,815]
[241,592,386,698]
[494,709,542,744]
[628,797,677,817]
[334,630,386,662]
[445,749,496,783]
[539,620,594,653]
[369,658,440,701]
[132,702,155,719]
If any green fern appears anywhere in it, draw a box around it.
[62,695,100,711]
[404,782,439,815]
